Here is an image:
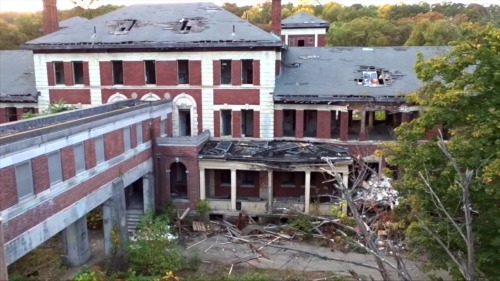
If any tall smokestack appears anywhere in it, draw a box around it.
[271,0,281,36]
[43,0,59,35]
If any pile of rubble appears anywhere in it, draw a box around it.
[353,174,400,210]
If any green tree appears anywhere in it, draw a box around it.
[327,17,396,46]
[385,25,500,279]
[405,18,459,46]
[321,2,343,22]
[0,19,26,49]
[15,13,43,40]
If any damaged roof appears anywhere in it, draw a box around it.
[0,50,38,103]
[22,2,282,51]
[199,140,351,165]
[274,46,449,103]
[281,12,330,29]
[59,16,89,29]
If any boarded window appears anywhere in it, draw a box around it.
[95,136,105,164]
[112,60,123,85]
[144,60,156,84]
[74,142,86,173]
[220,60,231,84]
[221,110,232,136]
[241,110,254,137]
[54,62,65,84]
[73,61,84,84]
[123,126,131,150]
[15,161,34,199]
[178,60,189,84]
[48,150,63,185]
[136,122,143,144]
[241,60,253,84]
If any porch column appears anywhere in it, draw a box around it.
[340,111,349,141]
[164,169,171,203]
[143,172,154,213]
[62,216,91,266]
[112,179,128,253]
[342,173,349,214]
[199,168,206,200]
[368,111,374,129]
[102,199,114,256]
[304,171,311,214]
[359,110,367,141]
[230,169,237,211]
[0,217,8,281]
[267,170,273,213]
[314,34,318,47]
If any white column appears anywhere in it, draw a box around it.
[230,169,237,211]
[342,172,349,214]
[200,168,206,200]
[314,34,318,47]
[62,216,91,266]
[304,171,311,214]
[267,170,273,213]
[102,200,114,256]
[143,173,154,213]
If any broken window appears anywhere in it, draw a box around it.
[178,109,191,136]
[178,60,189,84]
[144,60,156,84]
[54,62,64,85]
[112,60,123,85]
[304,110,317,137]
[241,110,254,137]
[348,110,362,140]
[281,172,295,187]
[241,59,253,84]
[221,110,232,136]
[72,61,84,84]
[283,110,296,137]
[330,111,341,139]
[221,170,231,185]
[220,60,232,84]
[367,111,401,141]
[241,171,256,186]
[6,107,17,122]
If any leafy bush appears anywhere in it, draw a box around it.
[71,266,106,281]
[196,199,210,216]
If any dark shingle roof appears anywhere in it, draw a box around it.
[59,16,89,28]
[22,2,282,51]
[275,46,449,103]
[0,50,38,103]
[281,12,329,29]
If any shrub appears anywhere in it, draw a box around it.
[196,199,210,216]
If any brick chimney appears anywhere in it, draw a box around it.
[43,0,59,35]
[271,0,281,36]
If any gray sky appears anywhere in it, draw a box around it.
[0,0,496,12]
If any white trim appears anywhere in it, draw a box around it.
[172,93,198,137]
[140,92,161,101]
[107,92,128,103]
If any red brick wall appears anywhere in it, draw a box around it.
[213,60,221,86]
[189,60,202,86]
[253,60,260,86]
[156,61,178,86]
[63,62,74,86]
[0,108,6,124]
[0,167,16,210]
[104,130,124,160]
[124,61,145,86]
[47,62,55,86]
[288,35,315,47]
[253,111,260,138]
[61,146,75,181]
[131,123,138,148]
[232,110,241,138]
[318,34,327,47]
[275,60,281,76]
[84,138,96,169]
[3,150,152,242]
[273,171,305,197]
[83,62,90,86]
[213,89,260,105]
[274,110,283,137]
[143,119,151,142]
[49,89,91,104]
[236,171,260,198]
[32,155,50,194]
[317,110,331,139]
[232,60,242,86]
[340,111,349,141]
[295,110,304,138]
[100,62,112,86]
[214,111,221,137]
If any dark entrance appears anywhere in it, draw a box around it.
[170,162,188,199]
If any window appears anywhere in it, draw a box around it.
[241,59,253,84]
[221,110,232,136]
[95,136,105,164]
[241,110,254,137]
[160,119,166,136]
[123,126,131,150]
[15,161,34,199]
[136,122,143,144]
[54,62,64,85]
[178,60,189,84]
[221,170,231,185]
[241,171,256,186]
[304,110,317,137]
[144,60,156,84]
[281,172,295,187]
[298,39,305,47]
[112,60,123,85]
[74,142,86,173]
[220,60,232,84]
[6,107,17,122]
[283,110,296,137]
[179,109,191,136]
[73,61,84,84]
[48,150,63,185]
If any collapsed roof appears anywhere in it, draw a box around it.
[274,46,449,103]
[281,12,330,29]
[22,2,283,51]
[0,50,38,103]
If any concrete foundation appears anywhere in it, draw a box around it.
[62,216,91,266]
[143,172,154,213]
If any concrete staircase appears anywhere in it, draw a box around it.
[126,207,144,235]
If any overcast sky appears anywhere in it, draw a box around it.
[0,0,496,13]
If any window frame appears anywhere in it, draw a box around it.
[95,135,105,164]
[112,60,124,85]
[48,150,63,185]
[177,60,190,85]
[74,142,86,173]
[220,110,232,136]
[72,61,84,85]
[136,122,143,144]
[241,59,254,84]
[123,126,131,151]
[220,60,232,85]
[54,61,65,85]
[15,160,34,200]
[144,60,156,85]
